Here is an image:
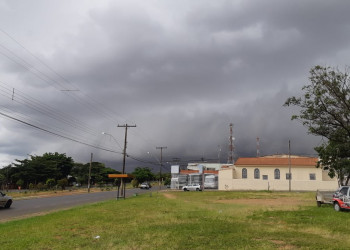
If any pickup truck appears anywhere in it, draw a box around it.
[182,184,202,191]
[0,191,13,208]
[333,186,350,212]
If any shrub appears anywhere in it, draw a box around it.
[46,178,56,189]
[57,178,68,190]
[37,182,44,190]
[131,179,139,188]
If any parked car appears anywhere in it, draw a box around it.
[140,183,151,189]
[182,184,202,191]
[333,186,350,211]
[0,191,13,208]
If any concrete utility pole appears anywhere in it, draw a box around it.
[228,123,235,164]
[88,153,93,193]
[156,146,167,190]
[288,140,291,192]
[118,124,136,199]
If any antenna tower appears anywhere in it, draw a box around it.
[256,137,260,157]
[228,123,234,164]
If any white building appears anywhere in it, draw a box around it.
[219,155,338,191]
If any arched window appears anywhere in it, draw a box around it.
[274,169,280,180]
[242,168,247,179]
[254,168,260,179]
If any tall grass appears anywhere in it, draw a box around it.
[0,191,349,249]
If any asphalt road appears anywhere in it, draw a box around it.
[0,188,154,222]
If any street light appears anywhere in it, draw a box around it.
[102,132,122,199]
[102,132,123,150]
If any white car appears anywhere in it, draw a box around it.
[182,184,202,191]
[140,183,151,189]
[0,191,13,208]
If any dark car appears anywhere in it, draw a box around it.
[0,191,13,208]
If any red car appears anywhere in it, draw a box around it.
[333,186,350,212]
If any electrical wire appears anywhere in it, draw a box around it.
[0,28,174,165]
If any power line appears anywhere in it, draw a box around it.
[0,110,123,155]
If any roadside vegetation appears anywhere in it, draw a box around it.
[0,152,171,193]
[1,191,349,249]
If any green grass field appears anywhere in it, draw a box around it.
[1,191,349,249]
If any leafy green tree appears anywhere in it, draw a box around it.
[11,153,74,188]
[132,167,154,184]
[315,141,350,186]
[46,178,56,189]
[285,65,350,184]
[16,179,24,188]
[0,173,6,189]
[40,152,74,180]
[71,162,118,185]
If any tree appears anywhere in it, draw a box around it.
[132,167,154,184]
[285,65,350,185]
[315,141,350,186]
[0,173,5,189]
[40,152,74,180]
[71,162,118,185]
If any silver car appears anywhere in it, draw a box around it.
[182,184,202,191]
[0,191,12,208]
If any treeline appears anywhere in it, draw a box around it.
[0,152,119,190]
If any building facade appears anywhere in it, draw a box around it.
[170,163,230,190]
[219,155,338,191]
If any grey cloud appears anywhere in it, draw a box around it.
[0,1,349,168]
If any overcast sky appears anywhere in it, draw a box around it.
[0,0,349,171]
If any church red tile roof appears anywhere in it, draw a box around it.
[235,157,318,166]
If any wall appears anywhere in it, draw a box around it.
[219,168,339,191]
[234,166,326,181]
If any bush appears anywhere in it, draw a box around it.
[131,179,139,188]
[37,182,45,190]
[46,178,56,189]
[57,178,68,190]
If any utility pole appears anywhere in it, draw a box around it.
[156,146,167,190]
[88,153,93,193]
[228,123,235,164]
[118,124,136,199]
[288,140,291,192]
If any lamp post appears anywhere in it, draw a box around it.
[102,132,122,199]
[156,147,167,190]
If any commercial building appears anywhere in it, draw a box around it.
[171,163,231,190]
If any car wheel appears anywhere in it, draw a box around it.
[183,188,187,191]
[334,202,342,212]
[196,188,199,191]
[316,201,321,207]
[4,200,12,209]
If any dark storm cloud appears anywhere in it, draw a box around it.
[1,0,350,167]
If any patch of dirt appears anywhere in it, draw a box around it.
[162,193,177,199]
[216,197,310,209]
[12,188,107,200]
